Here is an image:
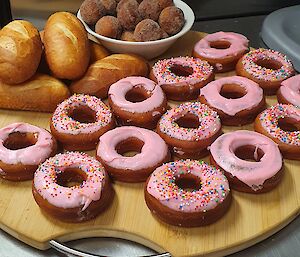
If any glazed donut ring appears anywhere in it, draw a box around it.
[0,122,57,181]
[236,48,295,95]
[145,159,231,227]
[210,130,283,193]
[96,126,170,182]
[277,74,300,106]
[33,152,113,222]
[199,76,266,125]
[108,76,167,129]
[254,104,300,160]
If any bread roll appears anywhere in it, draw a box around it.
[89,40,110,63]
[70,54,149,98]
[0,73,70,112]
[44,12,90,80]
[0,20,42,84]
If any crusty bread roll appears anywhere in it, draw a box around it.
[70,54,149,98]
[89,40,110,63]
[44,12,90,80]
[0,73,70,112]
[0,20,42,84]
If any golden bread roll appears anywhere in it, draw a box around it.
[44,12,90,80]
[0,20,42,84]
[89,40,110,63]
[70,54,149,98]
[0,73,70,112]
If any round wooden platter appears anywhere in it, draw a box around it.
[0,31,299,257]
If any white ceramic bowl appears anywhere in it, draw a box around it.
[77,0,195,60]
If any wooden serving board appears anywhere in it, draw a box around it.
[0,31,299,257]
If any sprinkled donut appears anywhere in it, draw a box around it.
[157,102,222,158]
[33,152,113,222]
[145,159,231,227]
[0,122,57,181]
[199,76,265,125]
[236,48,295,95]
[149,57,214,100]
[193,31,249,73]
[108,77,167,129]
[210,130,283,193]
[96,126,170,182]
[50,94,114,151]
[254,104,300,160]
[277,74,300,106]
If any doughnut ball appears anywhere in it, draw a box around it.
[159,6,184,35]
[134,19,162,41]
[80,0,106,25]
[95,16,122,39]
[100,0,117,15]
[138,0,161,21]
[117,0,142,30]
[121,30,136,41]
[158,0,174,10]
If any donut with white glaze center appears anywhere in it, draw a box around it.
[254,104,300,160]
[210,130,283,193]
[96,126,170,182]
[277,74,300,106]
[193,31,249,73]
[199,76,266,126]
[145,159,231,227]
[108,76,167,129]
[157,102,222,159]
[50,94,115,151]
[0,122,57,181]
[149,57,214,101]
[32,152,113,222]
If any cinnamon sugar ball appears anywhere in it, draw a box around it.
[121,30,136,41]
[100,0,117,15]
[95,16,122,39]
[159,6,184,35]
[134,19,163,41]
[138,0,161,21]
[80,0,106,25]
[117,0,142,30]
[158,0,174,10]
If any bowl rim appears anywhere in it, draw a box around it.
[77,0,195,46]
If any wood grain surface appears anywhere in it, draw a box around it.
[0,31,299,257]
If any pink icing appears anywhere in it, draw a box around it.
[0,123,54,165]
[97,126,168,170]
[152,57,213,87]
[279,74,300,106]
[210,130,283,190]
[158,102,221,141]
[200,76,263,115]
[108,77,165,113]
[193,31,249,59]
[147,159,230,212]
[51,94,112,135]
[34,152,106,211]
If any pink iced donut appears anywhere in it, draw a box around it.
[108,76,167,129]
[193,31,249,72]
[145,159,231,227]
[33,152,113,222]
[149,57,214,100]
[236,48,295,95]
[50,94,114,151]
[277,74,300,106]
[0,122,57,181]
[199,76,265,125]
[210,130,283,193]
[96,126,170,182]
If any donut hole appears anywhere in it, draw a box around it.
[234,145,264,162]
[278,117,300,132]
[56,168,87,188]
[175,174,201,191]
[69,106,97,124]
[169,64,193,77]
[116,137,144,157]
[209,40,231,49]
[175,113,200,128]
[3,132,38,150]
[125,86,150,103]
[220,83,247,99]
[255,59,282,70]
